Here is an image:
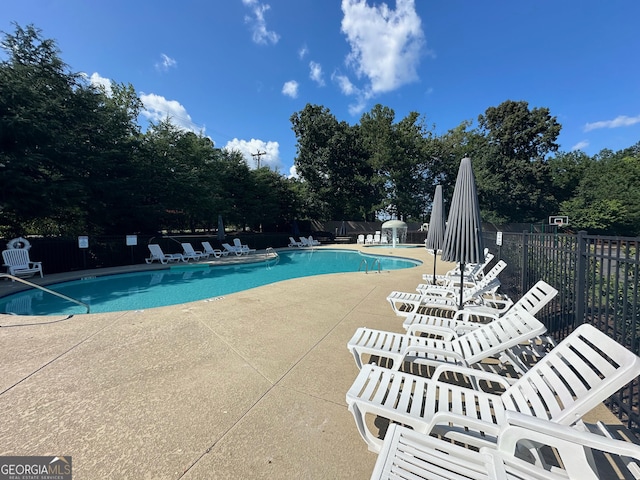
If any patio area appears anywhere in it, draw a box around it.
[0,245,626,479]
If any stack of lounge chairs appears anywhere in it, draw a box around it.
[344,250,640,479]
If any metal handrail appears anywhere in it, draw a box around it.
[358,259,368,272]
[0,274,90,313]
[370,258,382,273]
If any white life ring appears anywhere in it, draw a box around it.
[7,237,31,250]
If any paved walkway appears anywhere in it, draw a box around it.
[0,245,623,479]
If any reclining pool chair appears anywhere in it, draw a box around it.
[346,323,640,453]
[347,308,546,373]
[288,237,304,247]
[2,248,43,278]
[415,260,507,297]
[387,275,503,318]
[372,412,640,480]
[423,250,494,287]
[402,280,558,337]
[221,242,243,256]
[145,244,185,264]
[233,238,255,254]
[201,241,222,258]
[181,242,208,261]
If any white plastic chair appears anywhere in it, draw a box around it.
[2,249,43,278]
[346,323,640,453]
[288,237,304,247]
[201,241,222,258]
[403,280,558,336]
[387,276,503,317]
[181,243,208,261]
[145,244,184,264]
[372,412,640,480]
[233,238,255,254]
[348,308,546,373]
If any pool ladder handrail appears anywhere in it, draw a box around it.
[264,247,280,269]
[0,273,91,314]
[358,257,381,274]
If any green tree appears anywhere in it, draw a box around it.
[474,100,561,223]
[560,144,640,235]
[0,23,89,235]
[359,105,436,221]
[290,104,375,221]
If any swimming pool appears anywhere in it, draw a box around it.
[0,249,420,316]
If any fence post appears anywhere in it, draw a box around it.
[575,230,588,327]
[520,231,528,295]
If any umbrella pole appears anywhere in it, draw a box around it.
[459,261,465,309]
[432,255,437,285]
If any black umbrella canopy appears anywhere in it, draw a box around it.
[440,158,485,306]
[425,185,446,251]
[425,185,446,282]
[217,215,225,242]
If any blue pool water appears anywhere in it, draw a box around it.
[0,249,420,315]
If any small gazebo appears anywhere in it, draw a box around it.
[381,220,408,248]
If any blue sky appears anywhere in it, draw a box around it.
[2,0,639,177]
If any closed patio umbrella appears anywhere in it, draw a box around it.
[440,158,485,308]
[425,185,446,282]
[217,215,225,242]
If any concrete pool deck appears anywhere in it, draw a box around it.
[0,244,626,479]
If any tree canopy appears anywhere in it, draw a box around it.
[2,23,639,238]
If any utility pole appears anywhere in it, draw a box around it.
[251,150,266,168]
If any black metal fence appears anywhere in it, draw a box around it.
[484,230,640,432]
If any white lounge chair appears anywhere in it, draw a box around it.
[2,248,43,278]
[387,276,503,317]
[221,243,243,256]
[415,260,507,297]
[201,241,222,258]
[288,237,304,247]
[145,244,184,264]
[365,234,374,244]
[372,413,640,480]
[356,234,365,244]
[347,308,546,373]
[181,243,208,261]
[299,237,312,247]
[233,238,255,254]
[307,236,321,246]
[423,250,495,286]
[346,323,640,453]
[403,280,558,337]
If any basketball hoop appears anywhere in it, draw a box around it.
[549,216,569,227]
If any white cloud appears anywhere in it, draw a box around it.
[155,53,177,72]
[332,72,358,96]
[223,138,281,170]
[288,164,298,179]
[584,114,640,131]
[139,93,201,133]
[340,0,426,97]
[571,140,589,151]
[298,44,308,59]
[282,80,299,98]
[331,72,366,115]
[88,72,112,96]
[242,0,280,45]
[309,61,325,86]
